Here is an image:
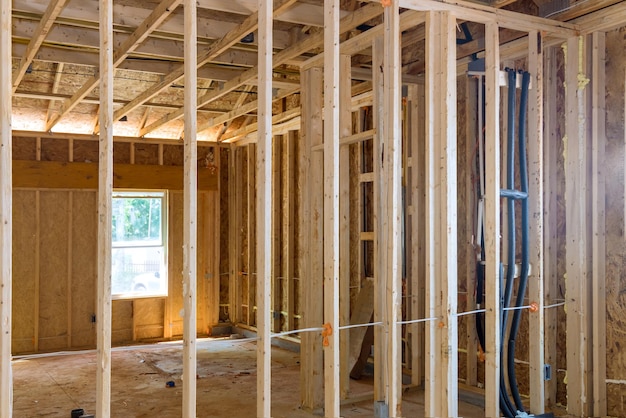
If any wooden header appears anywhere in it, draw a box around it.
[13,160,218,190]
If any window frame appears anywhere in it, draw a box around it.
[111,189,168,300]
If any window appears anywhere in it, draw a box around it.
[112,191,167,299]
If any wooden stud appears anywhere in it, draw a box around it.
[565,35,592,417]
[372,35,387,407]
[273,136,282,333]
[139,3,382,137]
[96,0,113,415]
[591,31,607,418]
[484,20,501,418]
[257,0,273,413]
[464,74,478,387]
[528,30,546,414]
[34,139,41,353]
[0,0,12,411]
[339,53,352,399]
[383,2,403,416]
[299,66,324,411]
[67,191,73,348]
[542,45,558,408]
[247,144,256,325]
[323,0,340,414]
[284,132,296,332]
[182,0,198,414]
[398,0,577,36]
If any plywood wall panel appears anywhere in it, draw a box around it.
[71,191,97,348]
[12,137,37,161]
[38,191,69,351]
[112,300,133,344]
[12,190,37,354]
[113,142,131,164]
[134,299,165,340]
[40,137,69,162]
[134,143,159,165]
[73,140,99,164]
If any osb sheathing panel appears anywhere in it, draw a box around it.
[134,299,165,340]
[12,60,55,94]
[12,190,37,354]
[12,98,47,131]
[38,191,69,352]
[73,139,99,163]
[41,137,69,162]
[112,300,134,344]
[114,142,131,164]
[163,144,184,166]
[604,27,626,417]
[71,192,97,348]
[134,143,159,165]
[12,136,37,160]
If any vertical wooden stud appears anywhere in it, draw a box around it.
[543,46,558,408]
[285,131,296,333]
[424,10,458,418]
[0,0,12,412]
[528,30,546,414]
[273,135,282,333]
[257,0,273,413]
[229,144,242,325]
[182,0,198,414]
[339,53,351,399]
[565,35,592,417]
[484,21,501,418]
[323,0,340,413]
[299,66,324,411]
[372,35,387,407]
[96,0,113,415]
[383,2,403,416]
[591,31,607,418]
[465,75,478,387]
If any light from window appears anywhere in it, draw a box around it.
[111,191,167,299]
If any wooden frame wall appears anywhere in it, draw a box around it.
[0,0,12,413]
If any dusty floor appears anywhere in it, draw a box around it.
[13,338,489,417]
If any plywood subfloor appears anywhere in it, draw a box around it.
[13,338,505,417]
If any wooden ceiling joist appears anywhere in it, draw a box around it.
[45,0,183,132]
[11,0,69,94]
[139,2,383,137]
[112,0,298,128]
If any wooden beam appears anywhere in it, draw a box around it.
[285,131,296,333]
[339,53,351,400]
[0,0,12,411]
[139,2,382,136]
[182,0,198,415]
[46,0,183,131]
[484,20,501,418]
[96,0,113,415]
[424,10,458,417]
[372,35,387,409]
[527,30,546,414]
[12,0,70,93]
[299,66,324,411]
[565,35,592,417]
[257,0,273,413]
[12,160,217,190]
[229,145,242,325]
[397,0,578,35]
[115,0,298,126]
[543,45,558,408]
[323,0,340,414]
[383,2,403,416]
[591,31,607,418]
